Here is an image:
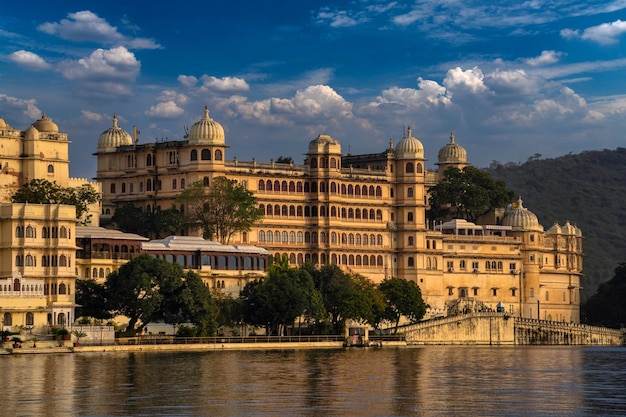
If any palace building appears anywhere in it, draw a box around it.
[95,107,584,323]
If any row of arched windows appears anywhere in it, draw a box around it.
[15,254,71,267]
[258,204,384,221]
[258,230,385,246]
[111,177,190,195]
[85,267,111,278]
[309,157,339,169]
[1,312,35,326]
[15,226,70,239]
[276,252,385,267]
[404,162,424,174]
[190,149,223,162]
[257,179,384,198]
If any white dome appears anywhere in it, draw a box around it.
[308,134,341,154]
[98,114,133,152]
[0,116,7,129]
[395,127,424,159]
[188,106,225,145]
[32,113,59,133]
[438,132,467,163]
[502,197,543,232]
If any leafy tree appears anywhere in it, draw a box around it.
[307,264,384,334]
[240,259,323,335]
[583,263,626,328]
[176,176,263,244]
[75,278,112,321]
[12,179,100,220]
[275,156,293,164]
[112,203,184,239]
[105,255,216,335]
[428,166,514,223]
[379,277,427,333]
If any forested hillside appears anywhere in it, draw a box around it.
[486,147,626,301]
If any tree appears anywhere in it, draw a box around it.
[12,179,100,220]
[583,263,626,328]
[75,278,112,321]
[240,258,323,335]
[112,203,184,239]
[428,166,514,223]
[275,156,293,164]
[176,176,263,244]
[379,277,427,333]
[104,255,217,335]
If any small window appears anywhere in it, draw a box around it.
[47,164,54,174]
[191,149,198,161]
[215,149,223,160]
[201,149,211,160]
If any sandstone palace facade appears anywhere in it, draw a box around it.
[95,107,583,323]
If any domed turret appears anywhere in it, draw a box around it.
[502,197,543,232]
[547,222,562,235]
[97,114,133,152]
[0,116,8,129]
[438,132,467,164]
[188,106,225,145]
[395,127,424,159]
[308,134,341,154]
[32,113,59,133]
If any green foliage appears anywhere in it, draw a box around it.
[275,156,293,164]
[104,255,217,335]
[582,263,626,328]
[75,279,112,321]
[176,176,263,244]
[240,259,324,335]
[428,166,514,223]
[112,203,184,239]
[487,148,626,298]
[12,179,100,220]
[379,277,427,333]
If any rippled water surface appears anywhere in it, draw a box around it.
[3,346,626,416]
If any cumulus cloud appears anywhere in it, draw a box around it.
[38,10,160,49]
[145,101,185,118]
[178,75,198,87]
[59,46,140,81]
[0,94,41,119]
[368,77,451,110]
[525,50,563,66]
[562,19,626,44]
[443,67,488,94]
[81,110,105,121]
[199,75,249,92]
[8,50,50,70]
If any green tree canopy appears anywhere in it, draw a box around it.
[12,179,100,221]
[428,166,514,223]
[75,278,112,321]
[176,176,263,244]
[583,262,626,328]
[112,203,184,239]
[379,277,427,333]
[104,255,217,335]
[240,257,324,335]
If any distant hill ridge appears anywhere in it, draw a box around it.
[486,147,626,300]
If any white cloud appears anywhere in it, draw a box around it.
[145,101,185,118]
[581,19,626,44]
[562,19,626,44]
[38,10,160,49]
[199,75,250,92]
[81,110,105,121]
[178,75,198,87]
[0,94,41,119]
[369,78,451,109]
[156,90,188,106]
[443,67,488,94]
[59,46,140,81]
[8,50,50,70]
[525,50,563,66]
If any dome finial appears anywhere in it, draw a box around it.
[407,126,412,137]
[113,113,118,128]
[450,131,455,143]
[204,105,209,119]
[517,195,524,208]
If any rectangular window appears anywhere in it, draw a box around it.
[492,288,498,296]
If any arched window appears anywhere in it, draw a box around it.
[408,212,414,222]
[26,312,34,326]
[362,185,368,196]
[48,164,54,173]
[331,206,337,217]
[369,185,375,196]
[146,179,152,192]
[297,231,303,243]
[59,283,67,294]
[408,236,414,246]
[289,181,295,192]
[110,183,116,193]
[289,205,296,216]
[191,149,198,161]
[376,186,382,197]
[25,254,34,266]
[297,206,303,217]
[377,256,383,266]
[320,206,326,217]
[405,162,414,173]
[377,235,383,246]
[60,226,67,238]
[376,209,383,220]
[281,181,288,192]
[201,149,211,160]
[139,181,144,192]
[259,231,265,242]
[319,182,326,193]
[348,208,354,219]
[296,182,303,192]
[59,255,67,266]
[304,182,310,193]
[330,181,337,194]
[311,182,317,193]
[282,205,288,216]
[416,163,423,173]
[310,157,318,168]
[311,206,318,217]
[348,185,354,195]
[289,232,296,243]
[330,158,337,168]
[25,226,35,238]
[355,185,361,196]
[275,231,281,242]
[146,154,152,166]
[274,180,280,191]
[408,257,415,267]
[305,232,311,243]
[341,184,347,195]
[274,204,280,215]
[407,187,414,197]
[355,209,361,219]
[258,180,265,191]
[282,231,288,243]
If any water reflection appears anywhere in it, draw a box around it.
[2,346,625,416]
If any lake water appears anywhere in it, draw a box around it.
[3,346,626,416]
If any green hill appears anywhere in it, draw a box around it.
[486,147,626,301]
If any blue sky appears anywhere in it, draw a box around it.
[1,1,626,178]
